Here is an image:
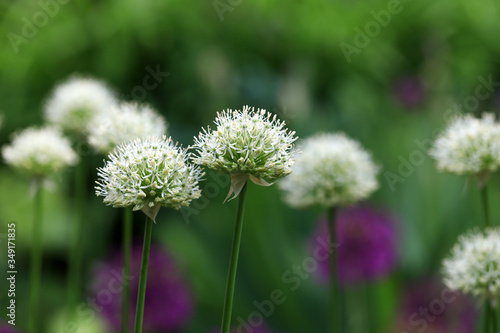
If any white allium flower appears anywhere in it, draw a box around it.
[2,126,78,176]
[95,136,204,220]
[44,76,117,135]
[193,105,297,200]
[443,228,500,306]
[430,113,500,181]
[88,102,167,154]
[279,133,379,208]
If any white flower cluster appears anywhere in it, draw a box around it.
[443,228,500,306]
[44,77,116,135]
[88,102,167,154]
[430,113,500,178]
[279,133,379,208]
[96,136,203,219]
[192,105,297,182]
[2,126,78,176]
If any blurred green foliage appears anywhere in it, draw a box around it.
[1,0,500,331]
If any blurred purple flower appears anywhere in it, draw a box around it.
[394,76,426,109]
[314,204,397,285]
[92,244,194,332]
[0,324,19,333]
[394,279,476,333]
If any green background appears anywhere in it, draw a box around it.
[1,0,499,331]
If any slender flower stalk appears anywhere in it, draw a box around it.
[484,302,492,333]
[134,216,153,333]
[122,208,133,333]
[92,244,194,332]
[96,135,203,332]
[480,185,490,227]
[279,133,379,333]
[491,304,498,333]
[44,76,116,311]
[364,283,376,333]
[193,106,297,331]
[28,184,43,333]
[88,102,167,332]
[326,207,342,333]
[2,126,77,333]
[221,183,247,333]
[68,157,88,309]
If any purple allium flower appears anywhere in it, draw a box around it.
[394,76,426,109]
[394,279,476,333]
[314,205,397,285]
[91,244,194,332]
[0,324,19,333]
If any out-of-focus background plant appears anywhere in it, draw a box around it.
[1,0,499,331]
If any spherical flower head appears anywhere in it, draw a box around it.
[430,113,500,184]
[279,133,379,208]
[193,105,297,180]
[44,76,117,135]
[193,105,297,200]
[442,228,500,307]
[313,205,397,285]
[95,136,203,220]
[92,245,193,332]
[88,102,167,154]
[2,126,78,177]
[394,279,476,333]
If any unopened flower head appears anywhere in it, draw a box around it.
[2,126,78,177]
[44,76,116,135]
[88,102,167,154]
[442,228,500,306]
[430,113,500,181]
[96,136,203,220]
[193,105,297,182]
[279,133,379,208]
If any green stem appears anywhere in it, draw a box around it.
[68,159,88,309]
[28,182,43,333]
[480,185,490,228]
[365,283,376,333]
[327,206,344,333]
[220,182,248,333]
[485,302,491,333]
[134,216,153,333]
[491,302,498,333]
[122,208,133,333]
